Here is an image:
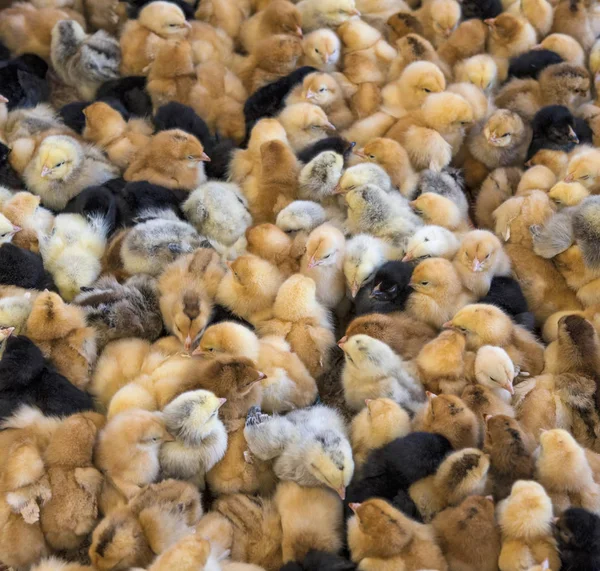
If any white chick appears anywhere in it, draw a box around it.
[300,223,346,308]
[302,29,341,72]
[160,390,228,489]
[475,345,519,403]
[0,291,33,333]
[339,334,424,412]
[299,151,344,202]
[40,213,108,301]
[402,225,460,262]
[336,162,393,194]
[244,404,354,499]
[297,0,360,32]
[343,233,388,298]
[182,181,252,247]
[0,212,21,244]
[276,200,327,235]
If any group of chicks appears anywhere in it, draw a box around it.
[3,0,600,568]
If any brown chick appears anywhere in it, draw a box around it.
[347,498,448,570]
[0,3,85,60]
[483,414,535,501]
[387,12,424,43]
[447,304,545,376]
[475,167,523,230]
[414,392,482,450]
[40,413,104,551]
[24,290,97,390]
[432,495,501,571]
[239,0,302,54]
[350,398,411,467]
[406,258,477,329]
[216,254,284,325]
[555,245,600,307]
[246,34,303,92]
[485,13,537,60]
[388,33,452,83]
[124,129,210,191]
[277,102,335,152]
[246,224,301,277]
[1,191,54,253]
[437,18,488,67]
[82,102,152,171]
[194,0,250,40]
[462,384,515,421]
[411,192,471,232]
[190,61,247,143]
[551,0,596,52]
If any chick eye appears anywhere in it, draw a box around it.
[54,162,65,168]
[553,198,562,204]
[369,154,375,159]
[323,253,332,259]
[581,175,591,180]
[423,237,429,242]
[319,87,327,92]
[489,377,498,383]
[169,23,177,27]
[423,88,432,93]
[315,48,320,54]
[502,133,510,137]
[420,281,429,286]
[484,253,490,259]
[348,185,356,190]
[187,155,196,160]
[152,436,160,442]
[458,326,467,333]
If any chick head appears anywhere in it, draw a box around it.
[548,181,589,208]
[344,185,387,215]
[475,345,516,395]
[357,137,407,167]
[447,304,512,349]
[539,428,583,466]
[410,193,462,228]
[37,135,82,181]
[337,19,380,51]
[162,389,226,444]
[301,72,341,106]
[305,223,345,268]
[541,63,590,111]
[248,118,289,155]
[83,101,126,144]
[279,103,335,135]
[408,257,460,297]
[397,61,446,109]
[387,12,423,38]
[498,480,554,539]
[171,290,212,351]
[110,410,172,449]
[339,333,395,374]
[306,428,354,498]
[0,213,20,244]
[555,507,600,552]
[319,0,360,28]
[263,0,302,37]
[564,149,600,187]
[395,33,435,64]
[195,321,259,361]
[210,356,265,395]
[422,392,469,426]
[484,413,522,448]
[483,110,524,147]
[344,234,385,297]
[273,273,320,320]
[246,223,292,261]
[337,162,392,194]
[302,29,341,68]
[403,225,456,261]
[364,397,408,434]
[457,229,505,273]
[484,13,525,43]
[454,54,497,92]
[228,254,277,290]
[429,0,460,38]
[138,1,191,37]
[421,92,474,132]
[541,33,584,66]
[158,129,210,163]
[276,200,327,234]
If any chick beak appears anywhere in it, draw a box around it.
[350,282,359,298]
[349,502,361,512]
[485,414,494,424]
[295,26,303,37]
[325,121,336,132]
[163,432,176,442]
[567,126,579,144]
[200,152,211,162]
[184,334,192,352]
[442,321,454,329]
[484,18,495,27]
[351,8,361,15]
[564,173,574,183]
[1,326,14,338]
[532,43,543,50]
[336,486,346,500]
[307,254,318,269]
[524,158,533,167]
[472,258,482,272]
[257,371,267,380]
[40,166,51,178]
[426,391,437,401]
[218,397,227,408]
[443,27,452,37]
[332,183,345,195]
[11,226,21,235]
[182,20,192,28]
[306,89,316,100]
[337,335,348,349]
[365,398,372,407]
[191,346,205,356]
[0,95,8,103]
[503,382,515,395]
[369,283,384,299]
[402,252,413,262]
[353,148,367,159]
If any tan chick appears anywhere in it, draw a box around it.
[277,102,335,152]
[485,13,537,60]
[551,0,596,52]
[564,148,600,193]
[507,0,553,39]
[1,191,53,253]
[411,192,471,232]
[475,345,519,403]
[301,29,341,72]
[414,0,461,48]
[454,54,498,93]
[296,0,360,32]
[437,18,488,68]
[541,33,585,67]
[245,223,301,277]
[194,0,250,41]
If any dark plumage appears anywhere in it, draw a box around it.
[0,141,23,189]
[279,551,357,571]
[0,40,10,61]
[0,335,94,421]
[478,276,534,330]
[345,432,452,516]
[64,184,120,234]
[573,196,600,270]
[126,0,196,18]
[0,243,56,291]
[556,508,600,571]
[354,261,413,316]
[95,76,152,117]
[415,168,468,207]
[74,274,163,349]
[460,0,502,20]
[243,66,317,140]
[297,137,356,164]
[527,105,592,160]
[0,55,49,109]
[508,49,564,80]
[59,98,130,133]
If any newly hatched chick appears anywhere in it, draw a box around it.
[388,33,450,84]
[555,507,600,571]
[497,481,561,571]
[124,129,209,191]
[95,410,171,508]
[302,29,341,72]
[244,404,354,498]
[0,213,22,247]
[278,103,335,152]
[40,213,107,301]
[246,224,300,277]
[298,151,344,202]
[406,258,476,329]
[1,191,54,253]
[403,225,460,262]
[301,223,345,308]
[551,0,595,52]
[415,0,461,47]
[343,234,388,298]
[436,18,488,68]
[182,181,251,247]
[160,390,227,488]
[337,162,393,194]
[297,0,360,33]
[541,33,585,67]
[475,345,518,402]
[454,54,498,93]
[564,148,600,193]
[276,200,327,235]
[486,13,537,60]
[454,230,512,298]
[339,334,424,412]
[23,135,119,211]
[354,260,413,316]
[414,167,469,218]
[350,398,411,467]
[527,105,585,161]
[50,20,120,100]
[507,0,553,39]
[549,181,589,208]
[40,413,104,551]
[475,167,524,230]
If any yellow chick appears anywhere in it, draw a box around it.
[302,29,341,72]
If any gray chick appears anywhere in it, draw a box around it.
[416,168,469,218]
[50,19,121,100]
[299,151,344,202]
[276,200,327,235]
[244,404,354,498]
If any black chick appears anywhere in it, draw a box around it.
[297,137,356,164]
[59,98,130,134]
[280,551,357,571]
[556,508,600,571]
[460,0,502,20]
[0,54,49,109]
[478,276,535,331]
[508,49,564,80]
[95,76,152,117]
[0,244,56,291]
[0,141,23,189]
[0,40,10,61]
[0,335,94,421]
[527,105,593,160]
[354,261,413,316]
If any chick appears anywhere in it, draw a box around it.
[388,33,451,84]
[246,224,300,277]
[454,54,498,93]
[124,129,209,191]
[475,345,519,403]
[340,334,424,412]
[403,225,460,262]
[22,135,119,211]
[415,0,461,47]
[551,0,595,52]
[541,33,585,67]
[298,150,344,202]
[0,213,21,248]
[95,410,172,508]
[300,223,345,308]
[244,404,354,498]
[194,0,250,40]
[432,495,501,571]
[437,18,488,67]
[297,0,360,32]
[555,507,600,571]
[159,389,227,488]
[549,181,590,209]
[406,258,476,329]
[277,102,335,152]
[40,213,108,301]
[414,167,470,218]
[497,481,561,571]
[347,498,448,570]
[527,105,586,161]
[564,148,600,193]
[301,29,341,71]
[50,20,120,100]
[507,0,553,39]
[343,234,388,298]
[276,200,327,236]
[337,162,393,194]
[40,413,104,551]
[182,182,252,248]
[350,398,411,467]
[486,13,537,60]
[216,254,284,325]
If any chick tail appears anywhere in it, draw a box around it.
[86,212,111,240]
[0,404,62,433]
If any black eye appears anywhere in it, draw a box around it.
[423,88,431,93]
[315,48,320,53]
[423,237,429,242]
[502,133,510,137]
[421,281,429,286]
